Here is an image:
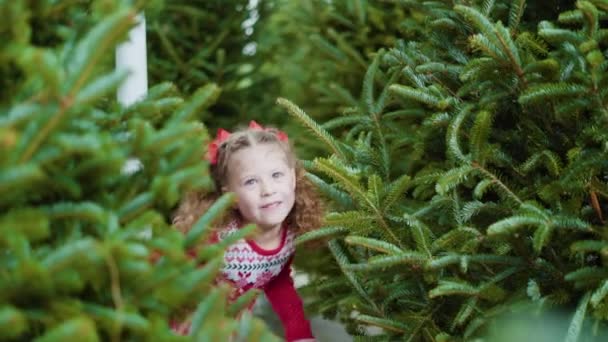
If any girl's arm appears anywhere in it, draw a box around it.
[263,257,315,342]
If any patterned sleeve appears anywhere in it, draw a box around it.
[263,256,314,341]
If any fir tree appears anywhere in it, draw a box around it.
[0,1,277,340]
[277,0,608,340]
[145,0,281,131]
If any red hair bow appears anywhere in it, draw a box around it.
[205,128,231,165]
[205,121,288,165]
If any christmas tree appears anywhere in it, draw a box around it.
[0,1,277,340]
[146,0,282,131]
[274,0,608,340]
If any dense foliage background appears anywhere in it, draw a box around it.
[2,0,608,341]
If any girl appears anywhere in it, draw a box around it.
[172,121,323,342]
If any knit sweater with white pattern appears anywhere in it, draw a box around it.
[173,219,314,341]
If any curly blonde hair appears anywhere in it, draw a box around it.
[172,125,324,239]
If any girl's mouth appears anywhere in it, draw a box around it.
[261,201,281,209]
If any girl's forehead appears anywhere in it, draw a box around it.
[228,144,291,170]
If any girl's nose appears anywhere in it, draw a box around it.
[260,179,275,196]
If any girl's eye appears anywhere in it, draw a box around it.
[272,172,284,178]
[244,179,256,186]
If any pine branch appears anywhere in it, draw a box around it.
[314,158,402,246]
[328,240,382,314]
[344,236,403,255]
[565,292,591,342]
[508,0,526,33]
[295,226,349,245]
[276,97,347,160]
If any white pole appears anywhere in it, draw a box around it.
[116,13,148,107]
[117,13,146,180]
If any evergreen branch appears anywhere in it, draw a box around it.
[473,179,495,199]
[190,287,223,336]
[329,83,359,106]
[82,302,148,334]
[519,83,587,105]
[227,289,261,316]
[328,240,381,313]
[353,314,409,333]
[382,286,417,308]
[591,279,608,307]
[306,172,355,209]
[473,164,523,204]
[401,65,426,88]
[313,158,367,205]
[508,0,526,33]
[565,267,608,283]
[532,224,553,253]
[538,22,585,45]
[577,1,599,37]
[389,84,451,110]
[487,215,543,235]
[469,110,493,166]
[368,174,383,207]
[374,69,400,116]
[21,11,135,163]
[20,103,69,163]
[309,34,348,62]
[403,214,434,258]
[346,252,428,271]
[325,211,376,231]
[447,105,471,163]
[551,215,591,231]
[494,22,527,88]
[435,165,475,195]
[322,115,369,131]
[519,150,562,176]
[104,251,124,342]
[152,22,188,73]
[44,202,106,223]
[426,253,523,270]
[518,35,551,59]
[429,280,478,298]
[184,193,235,248]
[75,69,129,106]
[362,50,381,115]
[66,9,135,97]
[169,83,221,125]
[276,98,347,160]
[327,28,368,69]
[570,240,608,253]
[454,5,505,59]
[453,297,478,329]
[405,306,443,342]
[479,266,520,291]
[295,226,349,245]
[383,174,412,211]
[482,0,495,16]
[565,292,591,342]
[370,72,394,178]
[314,159,402,246]
[459,201,500,226]
[344,236,404,255]
[520,202,550,220]
[42,238,101,272]
[431,227,482,252]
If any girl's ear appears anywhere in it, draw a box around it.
[290,167,297,191]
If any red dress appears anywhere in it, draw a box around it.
[172,220,314,341]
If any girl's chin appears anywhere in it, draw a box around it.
[256,217,288,230]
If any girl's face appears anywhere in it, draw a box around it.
[224,143,296,231]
